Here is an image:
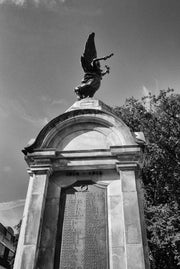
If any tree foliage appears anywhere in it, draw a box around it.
[113,89,180,269]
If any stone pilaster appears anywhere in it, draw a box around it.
[116,163,149,269]
[14,166,52,269]
[107,178,126,269]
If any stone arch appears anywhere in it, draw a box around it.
[23,100,136,153]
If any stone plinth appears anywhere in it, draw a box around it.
[14,98,149,269]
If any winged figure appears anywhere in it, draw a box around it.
[74,32,113,99]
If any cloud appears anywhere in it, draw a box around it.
[0,0,66,8]
[0,105,9,118]
[0,0,25,5]
[0,199,25,228]
[3,166,12,173]
[0,199,25,211]
[0,96,49,127]
[0,0,102,16]
[40,95,52,103]
[21,113,49,127]
[0,0,64,7]
[40,95,67,106]
[51,99,66,105]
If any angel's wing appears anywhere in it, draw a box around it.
[81,32,97,73]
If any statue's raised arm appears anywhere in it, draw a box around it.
[74,32,113,100]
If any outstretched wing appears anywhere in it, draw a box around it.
[81,32,97,73]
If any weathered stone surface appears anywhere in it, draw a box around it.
[108,178,121,196]
[37,247,55,269]
[46,180,61,199]
[14,172,49,269]
[31,174,47,194]
[126,245,145,269]
[123,192,142,244]
[25,193,45,245]
[36,181,61,269]
[59,127,111,150]
[21,245,36,269]
[107,180,126,268]
[13,176,34,269]
[136,178,150,269]
[109,195,124,247]
[121,170,136,192]
[40,198,60,248]
[66,98,114,113]
[112,247,126,269]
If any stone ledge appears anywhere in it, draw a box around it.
[65,98,114,115]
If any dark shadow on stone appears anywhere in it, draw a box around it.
[53,189,66,269]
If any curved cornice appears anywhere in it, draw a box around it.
[23,102,136,154]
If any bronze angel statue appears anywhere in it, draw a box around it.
[74,32,113,99]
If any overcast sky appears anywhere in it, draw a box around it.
[0,0,180,226]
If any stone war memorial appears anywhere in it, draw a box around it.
[14,33,150,269]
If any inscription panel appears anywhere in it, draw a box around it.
[59,183,108,269]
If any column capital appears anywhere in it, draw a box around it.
[27,165,53,176]
[116,162,139,173]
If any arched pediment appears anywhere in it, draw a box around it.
[23,99,136,154]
